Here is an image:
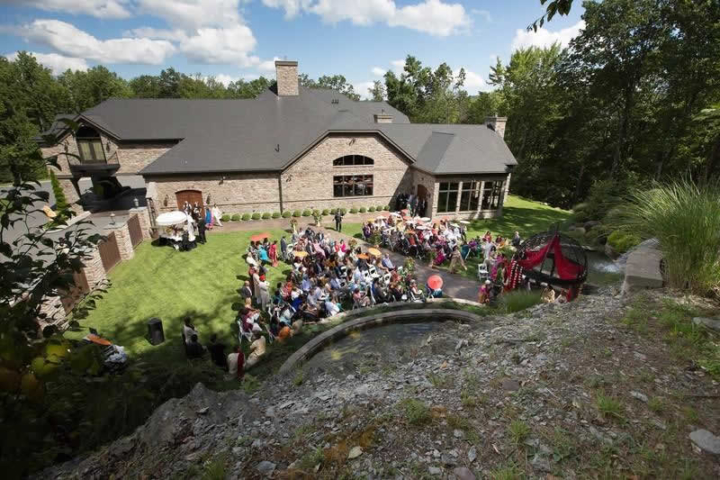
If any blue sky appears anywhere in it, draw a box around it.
[0,0,585,97]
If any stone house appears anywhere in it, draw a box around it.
[40,61,516,220]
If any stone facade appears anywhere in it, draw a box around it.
[276,61,299,96]
[146,173,282,214]
[281,134,413,212]
[116,143,174,175]
[105,221,134,261]
[130,207,153,240]
[82,246,107,290]
[38,295,66,329]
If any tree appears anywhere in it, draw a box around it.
[227,77,272,99]
[57,66,132,113]
[129,75,161,98]
[530,0,574,31]
[299,73,360,101]
[48,169,69,218]
[368,81,386,102]
[158,67,183,98]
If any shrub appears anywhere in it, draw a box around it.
[312,209,320,217]
[400,398,430,426]
[606,230,640,254]
[359,207,367,213]
[500,290,542,314]
[330,208,337,214]
[261,212,271,219]
[221,214,230,222]
[282,211,292,218]
[613,179,720,293]
[378,205,385,211]
[302,209,312,217]
[322,209,330,215]
[251,213,261,220]
[572,176,643,223]
[292,210,301,217]
[241,213,251,221]
[272,212,281,219]
[368,206,375,212]
[383,205,390,211]
[350,208,358,214]
[49,170,69,221]
[339,208,347,215]
[231,214,240,221]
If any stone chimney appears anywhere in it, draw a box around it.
[374,113,393,124]
[275,60,299,96]
[485,116,507,139]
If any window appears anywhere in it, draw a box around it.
[332,155,374,167]
[333,175,374,197]
[76,126,105,163]
[481,181,505,209]
[437,182,459,213]
[459,181,481,211]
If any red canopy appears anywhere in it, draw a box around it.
[518,234,584,280]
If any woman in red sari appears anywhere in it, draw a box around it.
[269,240,279,267]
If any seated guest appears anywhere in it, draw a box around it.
[208,334,227,369]
[325,293,342,317]
[478,280,492,304]
[227,346,244,380]
[410,280,426,302]
[241,281,253,307]
[380,253,395,272]
[278,324,292,343]
[183,317,198,344]
[352,287,371,308]
[541,285,556,303]
[246,332,267,369]
[186,334,205,358]
[512,231,522,248]
[240,307,262,333]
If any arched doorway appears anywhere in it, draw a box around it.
[417,184,428,201]
[176,189,203,213]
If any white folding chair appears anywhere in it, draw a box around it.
[237,319,253,343]
[477,263,489,281]
[368,265,378,277]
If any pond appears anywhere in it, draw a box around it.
[300,319,474,377]
[586,250,623,286]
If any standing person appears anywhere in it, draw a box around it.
[212,204,223,227]
[269,240,279,267]
[411,194,419,217]
[208,334,227,370]
[280,236,288,261]
[252,268,261,306]
[205,206,213,230]
[183,317,198,345]
[186,334,205,358]
[197,216,207,244]
[258,275,271,312]
[449,245,467,273]
[227,346,244,380]
[334,209,344,232]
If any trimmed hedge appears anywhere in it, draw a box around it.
[340,208,347,215]
[261,212,270,219]
[302,209,312,217]
[221,214,230,222]
[368,206,376,212]
[231,214,241,221]
[282,211,292,218]
[350,208,358,214]
[252,213,261,220]
[377,205,385,211]
[312,209,320,217]
[272,212,281,219]
[330,208,337,214]
[241,213,251,221]
[322,209,330,215]
[383,205,390,211]
[359,207,367,213]
[292,210,302,217]
[607,230,641,254]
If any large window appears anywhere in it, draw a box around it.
[437,182,459,213]
[482,181,505,210]
[459,181,481,211]
[333,155,374,167]
[76,126,105,163]
[333,175,374,197]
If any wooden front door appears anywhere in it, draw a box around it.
[176,190,203,213]
[417,184,428,201]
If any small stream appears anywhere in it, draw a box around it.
[586,251,623,286]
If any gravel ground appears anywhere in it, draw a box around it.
[38,287,720,479]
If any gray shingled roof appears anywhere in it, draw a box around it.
[45,86,516,175]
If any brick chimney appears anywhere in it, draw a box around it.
[485,116,507,139]
[275,60,299,96]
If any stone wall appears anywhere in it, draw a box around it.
[280,134,413,212]
[83,246,107,290]
[276,61,299,96]
[413,170,437,214]
[38,295,66,329]
[117,143,174,174]
[145,173,282,215]
[130,207,153,239]
[105,220,135,261]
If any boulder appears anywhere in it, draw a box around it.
[692,317,720,332]
[689,429,720,455]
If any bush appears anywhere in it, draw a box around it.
[312,209,320,217]
[292,210,301,217]
[500,290,543,314]
[241,213,251,221]
[359,207,367,213]
[221,214,230,222]
[368,206,375,212]
[272,212,281,219]
[49,170,69,221]
[231,214,240,221]
[322,209,330,215]
[400,398,431,426]
[251,213,261,220]
[383,205,390,211]
[302,209,312,217]
[261,212,271,220]
[606,230,640,254]
[350,208,358,214]
[378,205,385,211]
[339,208,347,215]
[613,179,720,293]
[282,211,292,218]
[572,176,643,223]
[330,208,337,214]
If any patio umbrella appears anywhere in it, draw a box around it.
[357,253,370,260]
[375,216,386,220]
[427,275,443,290]
[416,225,428,230]
[368,248,382,257]
[294,251,308,258]
[390,212,402,217]
[86,334,112,346]
[459,220,470,225]
[156,211,188,226]
[420,217,431,222]
[250,232,270,242]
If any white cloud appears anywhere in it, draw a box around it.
[6,0,131,19]
[123,27,189,42]
[471,9,492,22]
[137,0,244,30]
[459,69,489,94]
[5,51,89,74]
[212,74,237,86]
[390,59,405,73]
[371,66,386,76]
[262,0,471,36]
[353,81,376,100]
[180,25,258,65]
[16,19,176,65]
[258,57,282,72]
[511,20,585,51]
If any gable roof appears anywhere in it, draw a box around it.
[43,87,516,176]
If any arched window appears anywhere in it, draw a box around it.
[332,155,374,167]
[76,125,106,163]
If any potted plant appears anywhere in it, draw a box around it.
[404,257,416,276]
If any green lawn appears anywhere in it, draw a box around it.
[69,229,291,363]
